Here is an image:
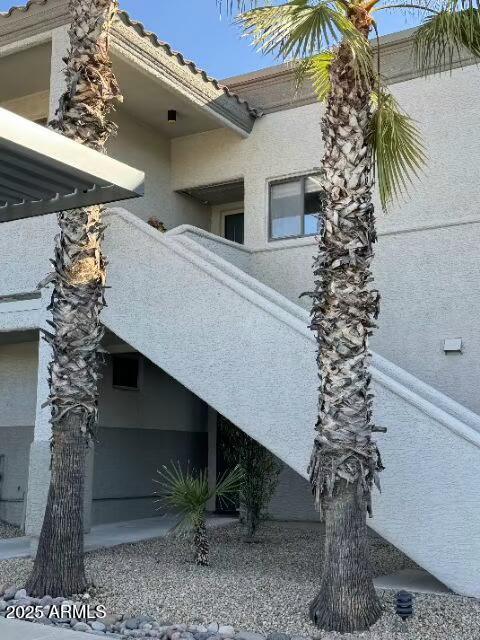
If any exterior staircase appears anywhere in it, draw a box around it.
[0,207,479,598]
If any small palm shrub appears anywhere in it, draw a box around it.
[155,462,243,566]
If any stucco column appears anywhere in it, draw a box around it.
[207,407,217,512]
[49,25,69,120]
[24,318,52,538]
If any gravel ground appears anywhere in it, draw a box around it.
[0,520,22,539]
[0,522,478,639]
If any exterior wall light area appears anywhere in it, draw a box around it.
[168,109,177,124]
[444,338,463,353]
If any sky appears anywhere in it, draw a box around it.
[0,1,424,78]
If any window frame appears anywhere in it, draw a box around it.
[268,173,323,242]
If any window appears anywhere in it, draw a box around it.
[112,354,140,390]
[269,174,325,240]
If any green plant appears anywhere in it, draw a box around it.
[155,462,243,566]
[220,417,281,540]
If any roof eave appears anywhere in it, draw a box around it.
[112,15,258,138]
[0,0,260,136]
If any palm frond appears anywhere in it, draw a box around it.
[296,51,334,101]
[215,465,244,497]
[369,90,427,211]
[237,0,369,63]
[156,462,211,514]
[371,0,442,18]
[155,462,243,530]
[216,0,261,15]
[414,5,480,73]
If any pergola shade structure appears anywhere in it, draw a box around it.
[0,107,145,222]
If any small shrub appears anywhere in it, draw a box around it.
[219,417,282,540]
[155,462,243,566]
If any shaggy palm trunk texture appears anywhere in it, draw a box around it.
[193,520,210,567]
[307,36,383,632]
[27,0,121,597]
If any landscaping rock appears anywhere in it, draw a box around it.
[91,620,107,632]
[267,634,291,640]
[0,523,477,640]
[14,588,27,600]
[125,618,141,630]
[3,586,17,601]
[235,632,265,640]
[102,614,118,626]
[73,621,92,632]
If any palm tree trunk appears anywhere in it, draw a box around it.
[26,415,88,597]
[26,0,121,597]
[193,519,210,566]
[310,484,381,632]
[308,39,383,632]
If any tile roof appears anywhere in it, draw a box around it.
[0,0,261,118]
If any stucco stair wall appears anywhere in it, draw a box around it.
[101,209,480,599]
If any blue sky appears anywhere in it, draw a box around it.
[0,1,423,78]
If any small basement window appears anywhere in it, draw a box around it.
[112,354,140,390]
[269,174,325,240]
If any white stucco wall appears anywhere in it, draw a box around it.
[0,341,38,526]
[98,355,208,432]
[172,101,324,250]
[0,341,38,427]
[107,110,210,230]
[95,353,208,524]
[171,64,480,414]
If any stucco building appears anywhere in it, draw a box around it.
[0,0,479,599]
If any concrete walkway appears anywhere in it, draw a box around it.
[0,617,93,640]
[0,515,237,561]
[374,568,452,595]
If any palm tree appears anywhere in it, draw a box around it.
[156,463,244,566]
[221,0,480,632]
[26,0,121,597]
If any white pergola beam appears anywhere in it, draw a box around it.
[0,107,144,222]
